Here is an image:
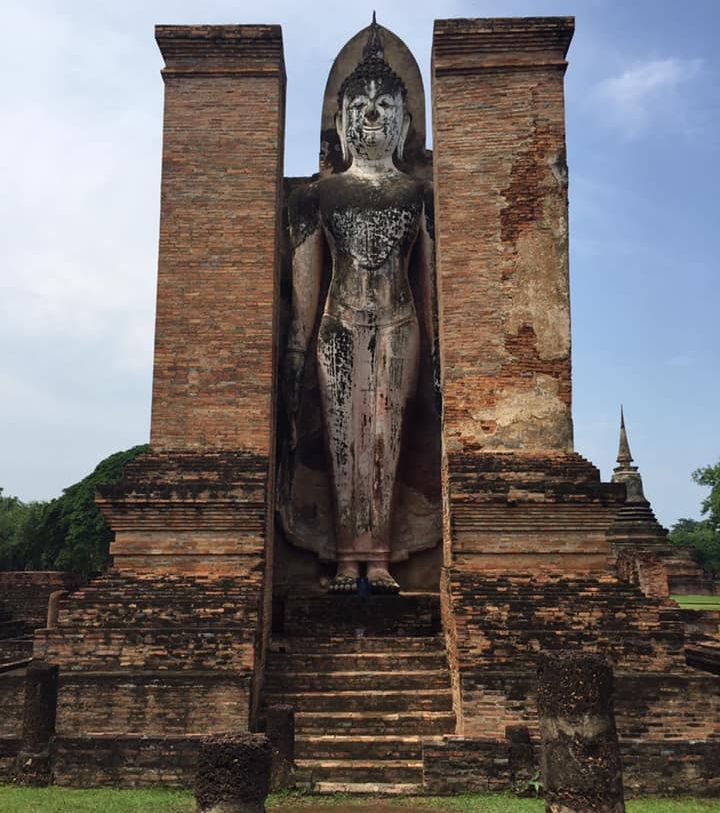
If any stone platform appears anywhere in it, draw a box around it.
[22,571,264,786]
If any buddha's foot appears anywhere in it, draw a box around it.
[328,573,358,594]
[368,569,399,594]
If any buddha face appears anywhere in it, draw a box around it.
[339,79,409,163]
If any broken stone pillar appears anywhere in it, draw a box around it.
[536,651,625,813]
[266,704,294,788]
[13,661,59,786]
[506,724,536,794]
[195,733,272,813]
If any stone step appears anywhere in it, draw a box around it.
[265,669,450,692]
[295,758,423,784]
[265,688,452,713]
[310,781,423,795]
[464,627,684,640]
[271,636,444,654]
[296,734,424,760]
[294,710,456,735]
[267,651,447,672]
[281,594,440,638]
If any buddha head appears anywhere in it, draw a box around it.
[336,21,410,164]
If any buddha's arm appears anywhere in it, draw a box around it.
[284,188,323,448]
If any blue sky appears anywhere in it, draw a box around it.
[1,0,718,528]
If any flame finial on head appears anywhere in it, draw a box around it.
[364,12,383,59]
[337,15,407,108]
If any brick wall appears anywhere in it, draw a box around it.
[34,571,263,756]
[97,452,268,575]
[616,548,670,599]
[56,673,250,735]
[442,452,623,574]
[446,572,703,741]
[421,735,720,797]
[0,572,83,630]
[432,17,574,454]
[0,668,25,738]
[52,735,200,787]
[0,667,25,780]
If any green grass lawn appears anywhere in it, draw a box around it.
[671,595,720,612]
[1,788,719,813]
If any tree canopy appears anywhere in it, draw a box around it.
[669,461,720,575]
[0,445,148,576]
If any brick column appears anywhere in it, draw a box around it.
[432,17,574,454]
[100,27,286,575]
[151,25,285,454]
[431,20,618,735]
[429,18,618,578]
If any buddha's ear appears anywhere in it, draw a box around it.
[397,111,411,161]
[336,103,349,164]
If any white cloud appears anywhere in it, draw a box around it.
[595,57,703,138]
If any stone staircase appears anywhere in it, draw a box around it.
[263,593,455,793]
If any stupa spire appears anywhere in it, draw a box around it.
[616,405,633,467]
[607,405,668,549]
[612,406,644,501]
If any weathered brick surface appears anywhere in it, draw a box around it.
[0,573,83,667]
[150,25,285,453]
[616,548,670,599]
[0,736,20,782]
[34,572,261,674]
[656,546,718,595]
[422,737,509,793]
[52,735,200,787]
[30,570,264,784]
[0,572,82,631]
[0,668,25,737]
[56,673,249,735]
[621,740,720,796]
[444,451,623,573]
[432,18,574,454]
[421,734,720,797]
[97,452,268,574]
[615,674,720,741]
[446,572,705,740]
[0,668,25,780]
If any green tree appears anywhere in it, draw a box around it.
[43,445,150,576]
[669,461,720,575]
[0,445,149,575]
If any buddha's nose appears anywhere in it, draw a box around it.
[366,107,379,123]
